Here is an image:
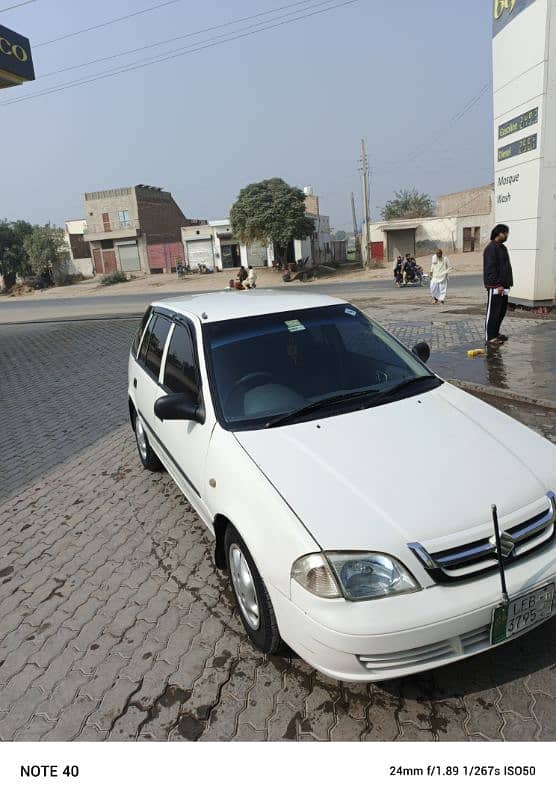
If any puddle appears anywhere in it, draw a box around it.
[429,328,556,401]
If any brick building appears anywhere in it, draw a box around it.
[82,184,205,275]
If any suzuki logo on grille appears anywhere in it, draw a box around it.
[490,530,516,558]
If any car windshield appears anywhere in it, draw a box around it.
[203,303,439,430]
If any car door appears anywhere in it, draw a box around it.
[155,318,215,525]
[133,310,173,455]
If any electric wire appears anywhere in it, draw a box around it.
[1,0,359,106]
[38,0,330,79]
[35,0,182,47]
[0,0,36,12]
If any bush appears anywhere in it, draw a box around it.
[53,272,85,287]
[100,271,128,286]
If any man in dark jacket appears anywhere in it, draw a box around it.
[483,224,514,344]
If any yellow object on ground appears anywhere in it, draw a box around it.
[467,348,486,358]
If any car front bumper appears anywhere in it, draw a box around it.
[270,555,556,682]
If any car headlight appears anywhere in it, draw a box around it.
[292,552,420,601]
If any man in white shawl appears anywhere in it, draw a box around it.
[430,249,452,304]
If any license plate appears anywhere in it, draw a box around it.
[491,583,555,645]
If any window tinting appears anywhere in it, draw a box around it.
[132,306,152,358]
[164,324,198,395]
[204,304,434,430]
[144,315,172,379]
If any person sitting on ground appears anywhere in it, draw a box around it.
[243,266,257,289]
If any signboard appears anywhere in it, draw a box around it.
[493,0,537,36]
[0,24,34,89]
[492,0,555,306]
[497,133,538,161]
[498,107,538,138]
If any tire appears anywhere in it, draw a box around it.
[225,525,282,654]
[133,412,162,471]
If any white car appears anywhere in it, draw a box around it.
[128,291,556,682]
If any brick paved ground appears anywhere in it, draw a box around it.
[1,316,555,741]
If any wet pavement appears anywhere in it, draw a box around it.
[362,309,556,403]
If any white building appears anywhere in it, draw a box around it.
[365,185,495,264]
[64,219,93,276]
[181,193,332,271]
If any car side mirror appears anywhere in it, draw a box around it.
[412,341,431,363]
[154,392,205,424]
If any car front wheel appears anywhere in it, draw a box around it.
[225,525,282,654]
[134,413,162,471]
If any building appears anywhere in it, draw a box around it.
[64,220,93,276]
[181,186,332,271]
[366,184,495,264]
[82,184,204,275]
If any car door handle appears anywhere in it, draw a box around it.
[133,378,137,388]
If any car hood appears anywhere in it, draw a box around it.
[234,383,555,554]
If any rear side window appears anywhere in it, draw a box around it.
[144,315,172,380]
[132,306,152,357]
[163,324,198,395]
[138,313,156,363]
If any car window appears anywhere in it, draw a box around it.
[163,324,199,395]
[132,306,152,358]
[138,313,156,364]
[204,304,435,430]
[144,314,172,381]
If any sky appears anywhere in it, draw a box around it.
[1,0,494,230]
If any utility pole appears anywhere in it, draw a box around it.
[359,138,370,267]
[351,192,361,263]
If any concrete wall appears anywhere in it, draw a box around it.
[369,209,494,263]
[64,220,93,276]
[83,187,139,236]
[437,185,494,217]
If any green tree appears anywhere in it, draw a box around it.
[230,178,315,264]
[24,223,69,284]
[382,189,435,220]
[0,219,33,290]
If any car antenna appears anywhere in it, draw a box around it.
[491,504,509,604]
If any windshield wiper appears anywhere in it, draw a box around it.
[265,388,380,429]
[369,374,440,402]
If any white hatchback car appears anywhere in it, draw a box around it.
[128,291,556,681]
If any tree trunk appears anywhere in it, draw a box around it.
[2,271,16,292]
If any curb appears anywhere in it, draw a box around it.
[450,379,556,411]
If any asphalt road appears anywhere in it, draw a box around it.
[0,274,482,323]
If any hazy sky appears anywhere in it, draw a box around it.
[1,0,494,230]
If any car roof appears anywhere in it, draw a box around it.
[152,290,345,323]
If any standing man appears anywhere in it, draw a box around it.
[484,224,513,344]
[430,249,452,304]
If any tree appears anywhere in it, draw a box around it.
[382,189,435,220]
[230,178,315,264]
[24,224,69,284]
[0,219,33,290]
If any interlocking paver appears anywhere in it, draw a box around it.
[501,711,539,741]
[0,315,555,741]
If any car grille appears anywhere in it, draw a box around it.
[408,492,555,583]
[357,625,491,674]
